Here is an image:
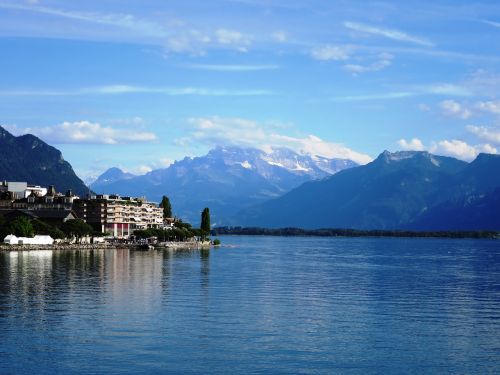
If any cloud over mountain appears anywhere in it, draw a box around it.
[183,117,373,165]
[5,121,158,145]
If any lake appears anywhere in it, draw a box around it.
[0,236,499,374]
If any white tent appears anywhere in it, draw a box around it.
[3,234,54,245]
[3,234,19,245]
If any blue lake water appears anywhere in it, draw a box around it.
[0,236,499,374]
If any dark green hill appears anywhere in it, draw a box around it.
[236,150,500,230]
[0,126,88,196]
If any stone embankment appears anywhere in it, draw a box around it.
[0,243,112,251]
[0,241,213,251]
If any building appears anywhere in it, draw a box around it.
[73,194,163,238]
[12,186,78,211]
[0,181,47,199]
[0,184,78,226]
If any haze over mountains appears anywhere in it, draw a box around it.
[236,151,500,230]
[0,126,88,196]
[91,146,357,224]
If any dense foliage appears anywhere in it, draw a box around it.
[6,216,34,237]
[60,219,94,243]
[32,219,65,239]
[213,226,500,239]
[133,225,199,242]
[201,207,210,239]
[0,215,101,241]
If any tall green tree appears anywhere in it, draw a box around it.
[8,216,34,237]
[159,195,173,218]
[200,207,210,240]
[61,219,93,243]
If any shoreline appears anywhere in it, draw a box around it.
[212,228,500,240]
[0,241,213,252]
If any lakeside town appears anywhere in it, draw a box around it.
[0,180,214,248]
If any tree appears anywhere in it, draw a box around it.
[61,219,93,243]
[32,219,65,239]
[160,196,172,218]
[200,207,210,240]
[8,216,34,237]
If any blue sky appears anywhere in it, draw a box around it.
[1,0,499,179]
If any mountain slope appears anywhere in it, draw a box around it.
[409,153,500,230]
[0,126,88,196]
[90,167,136,190]
[91,146,358,224]
[235,150,499,230]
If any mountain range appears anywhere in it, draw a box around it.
[0,126,88,196]
[236,150,500,230]
[90,146,357,224]
[1,124,498,231]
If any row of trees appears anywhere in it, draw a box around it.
[0,215,99,243]
[135,195,211,242]
[213,226,499,239]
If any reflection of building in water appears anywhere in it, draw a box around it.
[4,250,54,323]
[104,249,165,313]
[1,249,108,330]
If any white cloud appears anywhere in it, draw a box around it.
[331,92,413,102]
[0,3,167,38]
[343,53,393,74]
[330,82,473,102]
[165,27,252,55]
[440,100,472,119]
[396,136,497,161]
[134,165,153,174]
[165,29,211,55]
[272,31,287,42]
[185,117,373,164]
[423,84,472,97]
[0,85,273,97]
[311,45,351,61]
[398,138,425,151]
[344,21,434,47]
[5,121,158,144]
[429,139,496,161]
[475,100,500,115]
[215,28,251,52]
[482,20,500,28]
[464,70,500,97]
[418,103,431,112]
[182,64,279,72]
[1,3,257,56]
[466,125,500,144]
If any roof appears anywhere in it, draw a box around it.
[0,209,77,220]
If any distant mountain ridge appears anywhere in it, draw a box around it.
[0,126,88,196]
[91,167,136,187]
[91,146,358,224]
[235,150,500,231]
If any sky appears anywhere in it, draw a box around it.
[1,0,499,180]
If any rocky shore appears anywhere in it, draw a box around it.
[0,241,213,252]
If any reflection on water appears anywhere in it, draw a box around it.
[0,237,499,374]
